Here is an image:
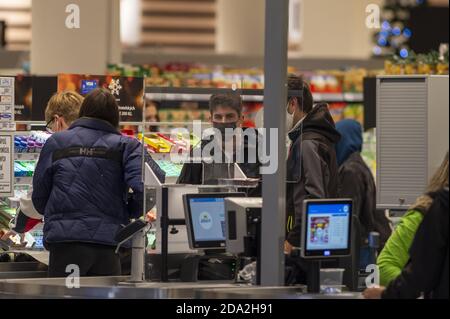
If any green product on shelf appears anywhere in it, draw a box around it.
[190,133,201,149]
[14,160,36,177]
[155,160,183,177]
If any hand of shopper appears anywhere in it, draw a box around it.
[145,210,157,223]
[0,229,15,241]
[362,286,385,299]
[284,240,293,255]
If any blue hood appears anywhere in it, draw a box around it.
[335,119,363,166]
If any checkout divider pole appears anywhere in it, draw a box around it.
[261,0,289,286]
[161,187,169,282]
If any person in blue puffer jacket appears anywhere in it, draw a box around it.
[32,88,164,277]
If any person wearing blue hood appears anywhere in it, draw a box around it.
[335,119,391,249]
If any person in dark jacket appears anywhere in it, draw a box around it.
[284,75,341,253]
[335,119,391,249]
[32,88,163,277]
[177,92,262,196]
[364,187,449,299]
[10,91,84,234]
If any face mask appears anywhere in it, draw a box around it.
[213,122,237,140]
[286,106,294,133]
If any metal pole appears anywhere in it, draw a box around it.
[161,187,169,282]
[130,229,146,282]
[261,0,289,286]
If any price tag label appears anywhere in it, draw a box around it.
[0,77,15,128]
[0,133,13,196]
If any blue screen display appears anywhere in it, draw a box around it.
[305,203,351,251]
[189,198,226,242]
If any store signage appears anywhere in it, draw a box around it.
[0,76,15,131]
[8,75,58,122]
[0,77,14,196]
[14,75,33,121]
[0,133,13,196]
[58,74,144,123]
[32,76,59,122]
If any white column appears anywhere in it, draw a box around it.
[31,0,121,75]
[216,0,265,55]
[299,0,384,59]
[120,0,141,47]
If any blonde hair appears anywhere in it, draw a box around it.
[410,151,449,213]
[45,91,84,124]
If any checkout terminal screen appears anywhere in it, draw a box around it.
[305,203,350,252]
[189,198,226,242]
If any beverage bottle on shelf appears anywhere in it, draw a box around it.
[27,162,35,177]
[35,142,43,153]
[14,139,21,153]
[20,140,28,153]
[14,162,24,177]
[27,140,35,153]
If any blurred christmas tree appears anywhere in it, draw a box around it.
[372,0,428,58]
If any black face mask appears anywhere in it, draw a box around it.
[213,122,237,139]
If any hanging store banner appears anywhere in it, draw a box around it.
[31,76,58,122]
[10,75,58,122]
[14,75,33,121]
[57,74,144,123]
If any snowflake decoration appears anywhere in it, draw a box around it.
[108,79,122,95]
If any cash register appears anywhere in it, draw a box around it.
[180,192,245,282]
[223,198,353,290]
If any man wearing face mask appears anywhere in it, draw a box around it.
[177,93,262,196]
[284,75,341,254]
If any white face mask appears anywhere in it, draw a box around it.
[286,104,294,133]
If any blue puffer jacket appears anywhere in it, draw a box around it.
[32,118,164,248]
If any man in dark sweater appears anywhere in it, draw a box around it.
[284,75,341,253]
[177,92,262,197]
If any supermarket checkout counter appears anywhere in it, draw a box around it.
[0,231,49,280]
[0,276,252,299]
[0,276,362,299]
[0,259,47,280]
[0,197,356,299]
[0,165,360,299]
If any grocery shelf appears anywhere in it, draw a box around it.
[145,92,264,102]
[145,87,264,95]
[145,87,363,103]
[6,197,19,209]
[15,121,146,126]
[14,153,40,160]
[313,92,364,103]
[343,93,364,102]
[14,176,33,185]
[145,87,264,102]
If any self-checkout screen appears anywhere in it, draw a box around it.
[305,203,350,253]
[188,197,226,242]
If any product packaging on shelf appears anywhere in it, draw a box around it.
[14,131,51,153]
[14,161,36,177]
